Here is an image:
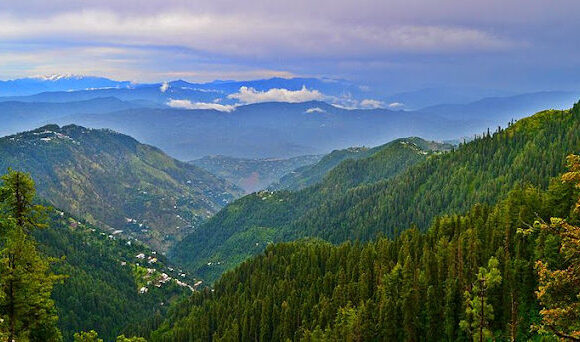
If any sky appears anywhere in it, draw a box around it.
[1,0,579,93]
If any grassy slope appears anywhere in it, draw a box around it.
[0,124,242,251]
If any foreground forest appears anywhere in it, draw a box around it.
[149,154,580,341]
[0,171,192,341]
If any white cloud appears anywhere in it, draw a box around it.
[167,99,235,112]
[305,107,326,114]
[160,81,169,92]
[228,85,323,104]
[360,99,386,109]
[388,102,405,109]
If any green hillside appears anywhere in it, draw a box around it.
[0,125,242,251]
[171,104,580,282]
[269,147,372,191]
[150,176,580,341]
[271,137,453,191]
[36,209,195,341]
[171,137,453,281]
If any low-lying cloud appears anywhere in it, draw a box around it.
[167,99,235,112]
[388,102,405,109]
[305,107,326,114]
[360,99,386,109]
[228,86,323,104]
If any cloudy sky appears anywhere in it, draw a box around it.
[1,0,579,92]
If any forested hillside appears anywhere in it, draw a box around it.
[0,170,181,342]
[172,137,453,281]
[269,146,372,191]
[0,125,242,250]
[271,138,453,191]
[150,165,580,341]
[36,209,193,341]
[171,104,580,282]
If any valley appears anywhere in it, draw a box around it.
[3,2,580,341]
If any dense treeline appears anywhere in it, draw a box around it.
[295,107,580,242]
[151,164,580,341]
[172,103,580,282]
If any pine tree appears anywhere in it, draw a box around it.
[533,154,580,340]
[0,170,62,341]
[73,330,103,342]
[116,335,148,342]
[460,257,502,342]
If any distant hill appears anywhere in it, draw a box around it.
[0,97,144,137]
[418,91,578,122]
[171,137,452,281]
[272,138,453,191]
[0,124,242,251]
[384,86,516,109]
[190,155,321,193]
[269,147,373,191]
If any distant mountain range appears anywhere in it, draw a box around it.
[0,75,132,96]
[0,76,372,107]
[0,75,577,160]
[52,101,461,159]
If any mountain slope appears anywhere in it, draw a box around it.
[269,147,372,191]
[150,179,579,341]
[171,137,452,280]
[190,155,321,194]
[0,125,242,251]
[36,209,193,342]
[170,102,580,281]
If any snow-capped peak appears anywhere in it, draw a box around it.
[33,74,88,81]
